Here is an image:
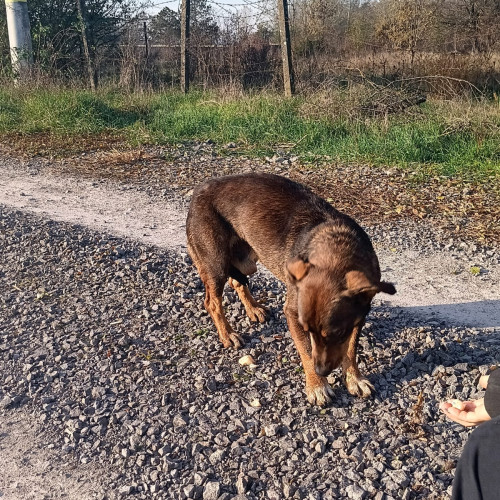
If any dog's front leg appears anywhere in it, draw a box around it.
[284,302,334,406]
[341,325,374,398]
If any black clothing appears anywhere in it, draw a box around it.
[452,415,500,500]
[452,368,500,500]
[484,368,500,419]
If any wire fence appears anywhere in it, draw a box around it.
[115,0,500,95]
[2,0,499,95]
[114,0,285,91]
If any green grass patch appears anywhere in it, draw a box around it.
[0,86,498,181]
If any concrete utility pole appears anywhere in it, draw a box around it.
[180,0,190,93]
[277,0,294,96]
[4,0,33,79]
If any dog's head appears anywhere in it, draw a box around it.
[287,258,396,377]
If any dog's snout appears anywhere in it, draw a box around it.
[314,362,333,377]
[313,348,343,377]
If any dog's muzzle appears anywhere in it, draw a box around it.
[311,334,343,377]
[314,362,334,377]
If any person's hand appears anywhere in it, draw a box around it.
[479,374,490,389]
[439,374,492,426]
[439,398,491,427]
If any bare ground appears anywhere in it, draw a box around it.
[0,410,105,500]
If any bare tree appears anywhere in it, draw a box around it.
[376,0,437,70]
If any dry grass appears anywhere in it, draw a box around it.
[299,83,426,121]
[295,51,500,97]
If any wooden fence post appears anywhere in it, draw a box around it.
[180,0,190,93]
[143,21,149,59]
[277,0,294,96]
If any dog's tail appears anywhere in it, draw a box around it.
[229,265,249,286]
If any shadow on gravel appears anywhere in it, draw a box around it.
[369,317,500,403]
[400,300,500,328]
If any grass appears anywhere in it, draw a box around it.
[0,85,498,181]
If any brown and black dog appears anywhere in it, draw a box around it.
[186,173,396,406]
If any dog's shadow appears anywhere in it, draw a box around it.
[186,268,499,405]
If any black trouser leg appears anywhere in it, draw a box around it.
[452,415,500,500]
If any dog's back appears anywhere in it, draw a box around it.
[187,173,374,281]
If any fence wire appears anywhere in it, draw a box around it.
[9,0,499,95]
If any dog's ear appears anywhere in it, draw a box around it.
[343,271,397,300]
[342,270,379,301]
[379,281,396,295]
[287,257,311,282]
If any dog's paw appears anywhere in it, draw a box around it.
[246,304,269,323]
[305,377,335,406]
[228,332,244,349]
[345,373,374,398]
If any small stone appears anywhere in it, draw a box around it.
[346,484,367,499]
[119,485,134,495]
[315,441,326,454]
[173,414,189,427]
[236,473,248,494]
[0,396,13,409]
[193,473,205,486]
[332,438,345,449]
[183,485,196,498]
[208,449,226,465]
[239,355,256,366]
[203,481,221,500]
[264,424,279,437]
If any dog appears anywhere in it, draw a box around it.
[186,173,396,405]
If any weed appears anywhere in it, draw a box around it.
[194,328,210,337]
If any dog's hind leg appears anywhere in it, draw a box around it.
[203,276,244,349]
[341,324,374,398]
[186,208,245,349]
[228,278,269,323]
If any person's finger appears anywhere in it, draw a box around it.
[439,401,452,411]
[440,399,472,411]
[479,374,489,389]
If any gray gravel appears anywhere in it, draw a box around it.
[1,204,499,500]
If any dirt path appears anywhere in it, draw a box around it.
[0,411,106,500]
[0,160,186,249]
[0,155,498,499]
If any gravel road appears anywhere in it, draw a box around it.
[0,153,499,499]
